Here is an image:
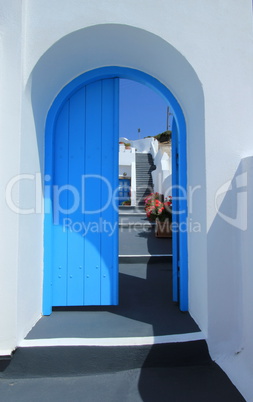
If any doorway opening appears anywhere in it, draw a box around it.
[43,67,188,316]
[118,78,172,208]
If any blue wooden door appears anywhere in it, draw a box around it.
[51,79,119,307]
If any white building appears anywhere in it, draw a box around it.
[1,1,253,399]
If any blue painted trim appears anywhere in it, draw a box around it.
[171,119,179,303]
[177,117,188,311]
[43,66,188,314]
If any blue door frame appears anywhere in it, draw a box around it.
[43,66,188,314]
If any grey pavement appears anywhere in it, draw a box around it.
[0,365,245,402]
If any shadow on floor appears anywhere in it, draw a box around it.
[25,258,199,339]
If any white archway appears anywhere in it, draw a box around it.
[22,23,206,332]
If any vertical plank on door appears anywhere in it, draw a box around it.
[100,79,119,305]
[67,88,86,305]
[52,102,69,306]
[84,81,102,305]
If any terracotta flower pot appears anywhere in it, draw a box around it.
[155,219,172,238]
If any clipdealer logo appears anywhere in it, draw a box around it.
[214,172,248,231]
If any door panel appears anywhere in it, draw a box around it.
[67,88,86,305]
[51,79,119,307]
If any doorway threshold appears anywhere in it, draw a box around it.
[20,332,205,348]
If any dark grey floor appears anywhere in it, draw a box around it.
[26,260,199,339]
[119,227,172,255]
[0,365,245,402]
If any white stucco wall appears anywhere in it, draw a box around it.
[129,138,155,153]
[119,148,135,170]
[0,1,253,398]
[152,150,172,196]
[0,0,23,355]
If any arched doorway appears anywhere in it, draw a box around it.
[43,67,188,315]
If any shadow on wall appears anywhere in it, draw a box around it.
[137,158,252,402]
[206,156,253,358]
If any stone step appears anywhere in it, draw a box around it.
[136,185,153,188]
[136,160,154,163]
[118,205,145,214]
[136,172,154,175]
[136,161,155,163]
[136,178,153,181]
[136,158,153,161]
[136,174,154,176]
[136,165,155,168]
[136,171,155,174]
[136,169,155,171]
[119,214,149,224]
[136,173,153,175]
[136,161,154,165]
[136,174,153,177]
[0,340,210,378]
[136,189,152,191]
[136,169,155,172]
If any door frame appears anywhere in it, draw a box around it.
[43,66,188,314]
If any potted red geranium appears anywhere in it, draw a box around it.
[144,193,172,237]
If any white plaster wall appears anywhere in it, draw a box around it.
[215,156,253,400]
[0,0,23,354]
[150,139,159,160]
[152,150,172,195]
[0,1,44,353]
[119,166,131,178]
[119,149,135,168]
[120,137,158,154]
[129,138,153,153]
[0,2,253,398]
